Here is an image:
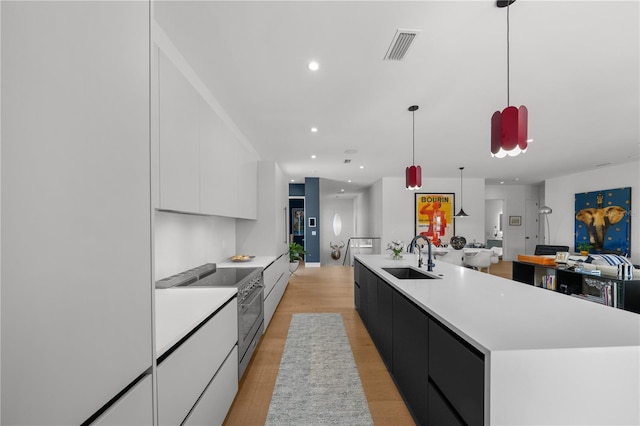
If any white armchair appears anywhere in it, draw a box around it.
[463,249,494,273]
[436,249,464,266]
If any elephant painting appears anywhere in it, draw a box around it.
[575,188,631,255]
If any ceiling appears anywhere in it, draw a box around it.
[154,1,639,198]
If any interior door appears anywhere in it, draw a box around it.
[525,199,539,254]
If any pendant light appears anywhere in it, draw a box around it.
[454,167,469,218]
[491,0,528,158]
[405,105,422,190]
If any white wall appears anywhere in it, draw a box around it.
[154,211,236,279]
[485,184,543,260]
[367,176,485,252]
[485,199,503,239]
[319,192,355,265]
[544,161,640,264]
[354,190,371,238]
[368,179,383,240]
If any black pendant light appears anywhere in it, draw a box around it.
[454,167,469,218]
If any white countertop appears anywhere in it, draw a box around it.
[356,254,640,354]
[155,288,237,357]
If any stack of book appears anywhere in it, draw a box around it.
[537,275,556,290]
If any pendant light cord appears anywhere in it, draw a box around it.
[506,1,510,106]
[412,109,416,165]
[460,167,464,204]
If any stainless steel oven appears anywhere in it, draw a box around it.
[156,263,264,379]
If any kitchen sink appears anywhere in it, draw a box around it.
[382,267,439,280]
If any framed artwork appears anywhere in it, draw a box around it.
[555,251,570,263]
[509,216,522,226]
[415,193,455,246]
[575,187,631,255]
[292,208,304,235]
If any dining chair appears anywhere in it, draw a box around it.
[463,249,493,273]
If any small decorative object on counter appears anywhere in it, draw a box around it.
[450,235,466,250]
[387,240,405,260]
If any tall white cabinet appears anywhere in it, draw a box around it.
[1,2,153,424]
[236,161,289,256]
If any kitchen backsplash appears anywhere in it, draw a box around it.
[154,211,236,279]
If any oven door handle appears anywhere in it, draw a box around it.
[240,286,263,312]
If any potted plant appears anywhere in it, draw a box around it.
[577,242,593,256]
[289,242,307,273]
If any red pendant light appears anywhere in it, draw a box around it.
[491,0,528,158]
[406,105,422,190]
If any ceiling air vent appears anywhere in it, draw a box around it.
[384,29,421,61]
[344,159,352,164]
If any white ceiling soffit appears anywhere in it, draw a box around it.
[383,29,421,61]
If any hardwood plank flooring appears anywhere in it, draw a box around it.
[223,260,512,425]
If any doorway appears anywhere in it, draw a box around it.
[485,199,504,256]
[289,197,305,248]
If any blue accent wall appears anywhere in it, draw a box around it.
[289,183,305,197]
[303,178,320,263]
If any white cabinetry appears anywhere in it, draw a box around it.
[237,161,289,255]
[199,99,234,217]
[157,300,238,426]
[158,49,200,213]
[236,140,258,219]
[157,49,257,218]
[93,375,154,426]
[263,254,291,329]
[183,347,239,426]
[1,3,153,424]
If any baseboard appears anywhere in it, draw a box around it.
[304,262,321,268]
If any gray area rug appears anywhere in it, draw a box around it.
[265,313,374,425]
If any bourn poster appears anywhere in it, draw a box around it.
[415,193,455,246]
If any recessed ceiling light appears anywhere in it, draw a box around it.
[311,155,316,159]
[500,181,505,184]
[348,180,352,183]
[291,179,295,182]
[311,127,318,133]
[515,178,520,181]
[341,189,345,192]
[308,61,319,71]
[359,165,364,169]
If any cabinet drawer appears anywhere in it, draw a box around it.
[264,254,288,298]
[183,346,239,426]
[427,381,465,426]
[93,374,153,426]
[264,270,288,329]
[158,301,238,426]
[428,319,484,426]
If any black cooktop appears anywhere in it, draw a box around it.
[186,267,261,287]
[155,263,261,289]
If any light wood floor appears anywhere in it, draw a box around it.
[223,261,513,425]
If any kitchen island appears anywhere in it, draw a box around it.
[355,254,640,425]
